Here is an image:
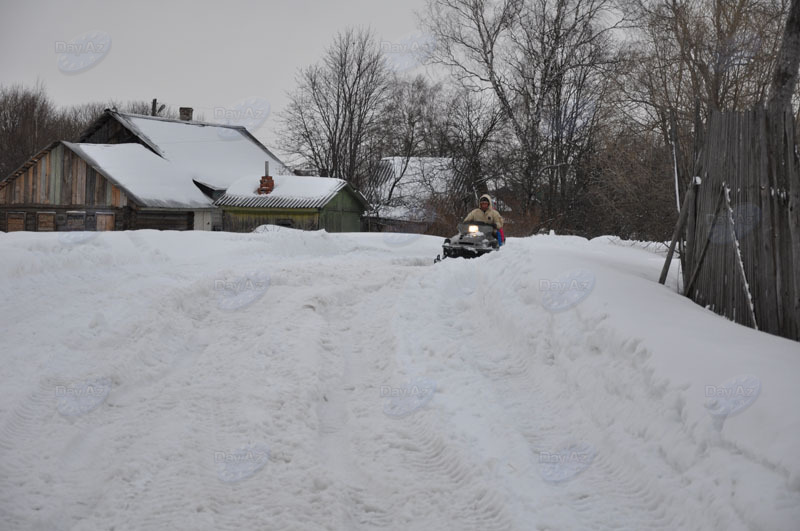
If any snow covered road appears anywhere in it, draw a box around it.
[1,228,798,530]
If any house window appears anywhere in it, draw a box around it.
[66,211,86,231]
[37,212,56,232]
[7,212,25,232]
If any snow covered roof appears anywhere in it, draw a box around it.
[65,142,214,209]
[77,110,291,190]
[4,110,318,211]
[109,112,291,190]
[215,175,365,210]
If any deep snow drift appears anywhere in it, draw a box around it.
[0,227,798,530]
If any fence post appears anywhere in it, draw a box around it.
[659,177,700,285]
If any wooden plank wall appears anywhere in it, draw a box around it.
[1,206,131,232]
[0,144,129,209]
[132,211,193,231]
[222,209,319,233]
[686,108,800,341]
[81,116,141,145]
[320,190,364,232]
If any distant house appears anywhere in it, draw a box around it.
[0,109,365,233]
[366,157,455,232]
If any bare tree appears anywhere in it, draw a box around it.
[443,87,504,204]
[621,0,790,201]
[0,82,181,181]
[371,75,444,209]
[279,28,391,191]
[423,0,623,229]
[626,0,787,114]
[0,82,59,178]
[769,0,800,109]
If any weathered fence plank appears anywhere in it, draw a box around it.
[679,108,800,341]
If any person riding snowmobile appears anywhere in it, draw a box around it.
[464,194,505,245]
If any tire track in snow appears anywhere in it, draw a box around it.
[536,312,750,531]
[62,279,222,531]
[391,255,740,530]
[306,282,398,529]
[374,269,521,530]
[392,265,554,527]
[129,263,409,530]
[395,417,516,531]
[293,262,516,530]
[133,272,327,531]
[492,254,766,530]
[0,379,70,529]
[76,270,316,530]
[4,233,796,529]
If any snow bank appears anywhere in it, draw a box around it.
[0,229,797,530]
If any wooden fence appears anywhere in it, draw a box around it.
[680,107,800,341]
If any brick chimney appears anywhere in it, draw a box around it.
[258,161,274,195]
[179,107,193,121]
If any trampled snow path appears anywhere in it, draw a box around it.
[0,229,798,530]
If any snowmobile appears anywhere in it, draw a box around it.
[434,222,500,263]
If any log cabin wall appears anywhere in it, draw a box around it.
[0,142,131,231]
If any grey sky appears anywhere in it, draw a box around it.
[0,0,430,161]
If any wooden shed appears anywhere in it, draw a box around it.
[0,140,214,232]
[0,109,291,232]
[215,174,368,232]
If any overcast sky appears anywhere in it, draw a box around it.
[0,0,431,160]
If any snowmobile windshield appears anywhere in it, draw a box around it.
[458,222,495,235]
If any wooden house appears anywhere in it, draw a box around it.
[0,109,293,232]
[215,173,368,232]
[0,140,215,232]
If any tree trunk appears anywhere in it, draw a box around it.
[769,0,800,109]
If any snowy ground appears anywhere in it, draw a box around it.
[0,227,798,530]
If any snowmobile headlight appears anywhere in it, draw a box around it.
[468,225,480,233]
